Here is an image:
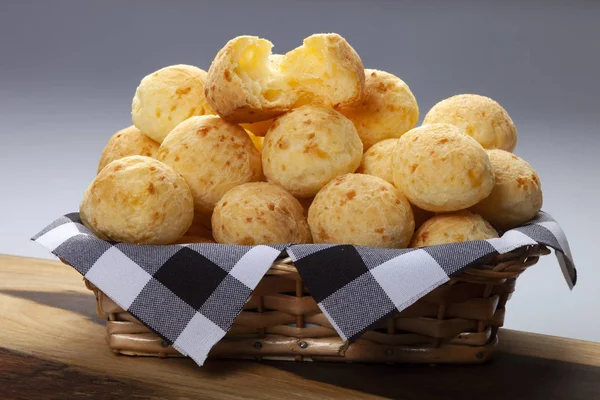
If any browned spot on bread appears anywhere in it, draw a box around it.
[377,82,386,91]
[303,142,330,159]
[375,228,384,234]
[240,236,255,245]
[516,177,528,188]
[277,137,289,149]
[304,120,312,125]
[175,156,180,162]
[532,174,539,184]
[113,165,123,172]
[307,133,316,139]
[429,150,435,156]
[147,182,155,194]
[186,107,197,119]
[319,229,330,240]
[370,71,377,77]
[183,144,189,150]
[512,155,519,160]
[395,199,401,205]
[153,211,161,221]
[438,138,449,144]
[219,135,226,142]
[149,166,157,172]
[170,105,177,112]
[246,217,253,222]
[271,119,280,130]
[281,165,286,171]
[222,201,228,207]
[92,217,98,225]
[346,190,356,200]
[224,70,232,82]
[225,161,231,166]
[173,183,178,188]
[176,87,191,95]
[197,126,211,136]
[268,202,275,211]
[159,176,165,181]
[413,136,419,142]
[465,126,474,135]
[410,164,419,173]
[386,105,396,112]
[422,232,429,241]
[155,108,161,118]
[380,186,388,192]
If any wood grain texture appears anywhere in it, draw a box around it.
[1,254,600,399]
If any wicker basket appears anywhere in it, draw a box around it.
[82,244,549,364]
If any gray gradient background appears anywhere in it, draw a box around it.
[1,0,599,341]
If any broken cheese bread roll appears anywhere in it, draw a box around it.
[158,115,263,220]
[410,210,498,247]
[308,174,414,248]
[245,130,265,151]
[205,33,365,122]
[80,156,194,244]
[132,64,214,143]
[339,69,418,150]
[423,94,517,152]
[212,182,312,245]
[262,105,363,198]
[97,125,159,173]
[470,149,542,230]
[393,123,495,212]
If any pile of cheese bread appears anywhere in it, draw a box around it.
[81,33,542,249]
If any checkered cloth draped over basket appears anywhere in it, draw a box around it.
[33,211,576,366]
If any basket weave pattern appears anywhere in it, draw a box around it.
[85,245,549,364]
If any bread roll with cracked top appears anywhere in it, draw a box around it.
[423,94,517,152]
[212,182,312,245]
[132,65,214,143]
[262,105,363,198]
[410,211,498,247]
[393,123,494,212]
[308,174,414,248]
[80,156,193,244]
[97,125,159,173]
[158,115,263,221]
[205,33,364,122]
[470,149,542,230]
[339,69,418,150]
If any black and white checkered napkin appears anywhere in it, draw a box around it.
[33,211,575,366]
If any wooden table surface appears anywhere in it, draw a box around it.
[1,254,599,400]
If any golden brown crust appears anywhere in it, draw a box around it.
[470,149,542,230]
[392,123,495,212]
[339,69,418,150]
[80,156,194,244]
[262,105,363,198]
[410,210,498,247]
[132,64,214,143]
[97,126,159,174]
[423,94,517,152]
[212,182,312,245]
[157,115,263,220]
[308,174,414,248]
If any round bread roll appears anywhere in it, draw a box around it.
[339,69,418,150]
[357,138,398,184]
[262,105,363,197]
[308,174,414,248]
[470,149,542,230]
[80,156,194,244]
[410,211,498,247]
[132,64,213,143]
[393,123,495,212]
[205,33,364,122]
[97,125,159,173]
[212,182,312,245]
[423,94,517,152]
[158,115,263,220]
